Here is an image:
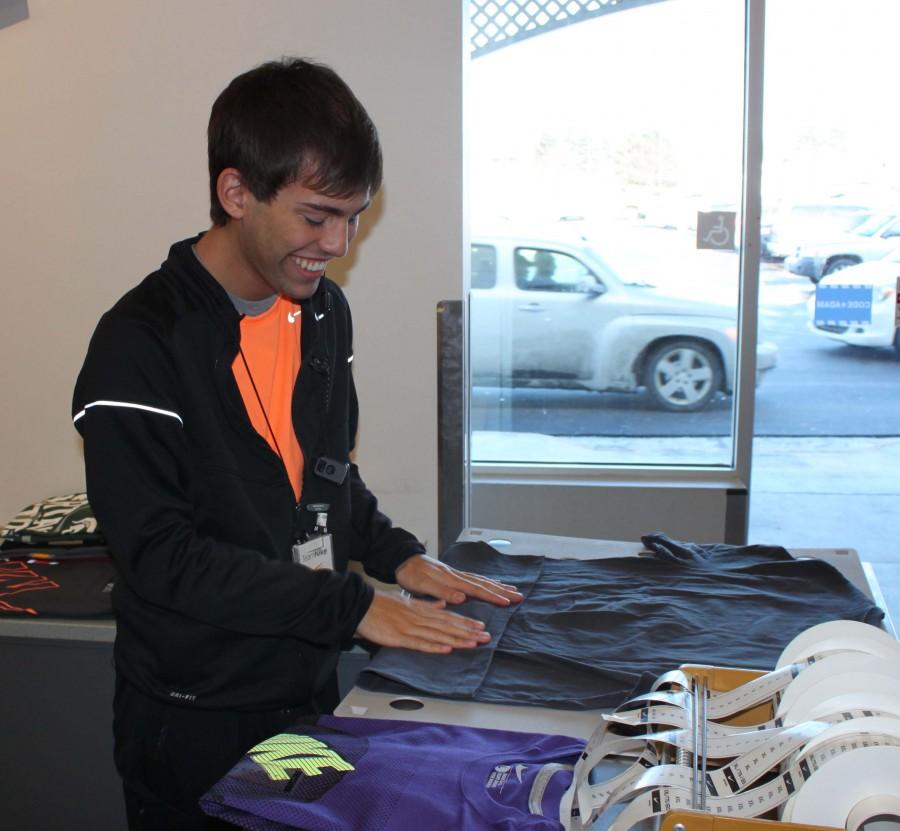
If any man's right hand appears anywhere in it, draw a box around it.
[355,590,493,654]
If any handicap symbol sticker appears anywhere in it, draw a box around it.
[696,211,736,251]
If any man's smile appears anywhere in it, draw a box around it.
[291,255,327,274]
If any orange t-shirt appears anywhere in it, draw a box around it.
[232,296,304,500]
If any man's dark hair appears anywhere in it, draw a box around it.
[207,57,383,226]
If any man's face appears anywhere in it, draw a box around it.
[234,179,370,301]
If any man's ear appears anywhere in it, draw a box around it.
[216,168,249,220]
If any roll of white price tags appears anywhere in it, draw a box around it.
[791,715,900,762]
[623,662,808,722]
[559,620,900,831]
[784,745,900,830]
[776,651,900,720]
[780,674,900,725]
[776,619,900,668]
[570,728,900,831]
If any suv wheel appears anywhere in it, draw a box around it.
[822,256,858,278]
[643,340,723,411]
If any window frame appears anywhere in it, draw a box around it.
[461,0,766,544]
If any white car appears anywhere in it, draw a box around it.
[808,249,900,354]
[786,211,900,283]
[470,232,778,411]
[765,200,874,261]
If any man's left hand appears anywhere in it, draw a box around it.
[395,555,523,607]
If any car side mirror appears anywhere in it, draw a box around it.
[581,281,607,297]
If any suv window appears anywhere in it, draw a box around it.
[514,247,598,292]
[880,217,900,239]
[856,213,895,237]
[471,244,497,289]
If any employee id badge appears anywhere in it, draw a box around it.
[291,534,335,571]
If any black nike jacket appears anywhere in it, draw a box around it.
[72,236,424,710]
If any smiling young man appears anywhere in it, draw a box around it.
[72,58,520,831]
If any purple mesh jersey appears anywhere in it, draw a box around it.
[201,715,585,830]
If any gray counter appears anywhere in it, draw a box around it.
[0,616,122,831]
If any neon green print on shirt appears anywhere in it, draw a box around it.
[249,734,355,781]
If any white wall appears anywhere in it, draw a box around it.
[0,0,461,549]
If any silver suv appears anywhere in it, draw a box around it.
[470,232,777,411]
[765,201,874,261]
[786,211,900,283]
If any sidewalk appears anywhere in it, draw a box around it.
[750,435,900,628]
[749,436,900,559]
[471,435,899,560]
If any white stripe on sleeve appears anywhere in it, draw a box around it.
[72,400,184,426]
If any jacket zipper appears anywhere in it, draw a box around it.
[293,288,333,542]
